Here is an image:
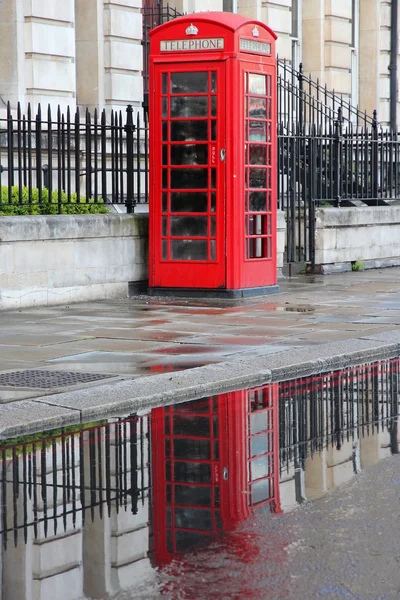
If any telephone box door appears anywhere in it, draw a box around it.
[151,63,226,289]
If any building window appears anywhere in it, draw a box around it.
[291,0,299,38]
[223,0,237,13]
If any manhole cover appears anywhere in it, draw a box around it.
[0,370,114,389]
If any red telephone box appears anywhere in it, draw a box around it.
[148,12,279,298]
[150,385,281,565]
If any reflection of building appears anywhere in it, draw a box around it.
[0,415,151,600]
[151,385,280,565]
[1,357,399,599]
[278,358,400,509]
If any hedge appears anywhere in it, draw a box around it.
[0,186,109,215]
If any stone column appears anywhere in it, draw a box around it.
[324,0,352,99]
[75,0,106,112]
[359,0,380,117]
[302,0,325,83]
[0,0,25,111]
[24,0,76,112]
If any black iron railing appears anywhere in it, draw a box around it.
[0,102,148,214]
[277,60,374,130]
[0,417,148,549]
[279,357,400,475]
[142,4,183,110]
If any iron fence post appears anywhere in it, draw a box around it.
[298,62,304,131]
[125,104,136,214]
[334,108,343,206]
[372,109,379,201]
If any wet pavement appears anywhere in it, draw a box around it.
[1,268,400,433]
[1,358,399,599]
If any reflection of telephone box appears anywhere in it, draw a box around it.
[148,12,279,297]
[151,386,280,565]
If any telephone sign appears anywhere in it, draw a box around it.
[148,12,279,297]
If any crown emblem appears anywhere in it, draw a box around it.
[185,23,199,35]
[252,26,259,37]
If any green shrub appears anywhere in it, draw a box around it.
[0,186,109,215]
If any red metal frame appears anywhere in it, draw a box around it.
[151,384,280,566]
[149,12,278,295]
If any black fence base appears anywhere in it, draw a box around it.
[147,285,280,299]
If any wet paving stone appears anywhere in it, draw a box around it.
[1,355,399,599]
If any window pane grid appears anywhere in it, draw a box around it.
[244,72,273,260]
[163,398,221,553]
[160,71,218,262]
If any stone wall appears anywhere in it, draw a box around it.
[314,206,400,272]
[0,214,148,310]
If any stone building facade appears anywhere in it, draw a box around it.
[0,0,398,127]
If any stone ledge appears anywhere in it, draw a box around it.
[0,214,148,243]
[1,333,399,438]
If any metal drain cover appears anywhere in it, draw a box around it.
[0,370,114,389]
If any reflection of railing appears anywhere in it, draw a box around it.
[278,357,400,475]
[0,417,148,548]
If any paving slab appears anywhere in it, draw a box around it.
[1,268,400,435]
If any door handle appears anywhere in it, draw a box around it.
[220,148,226,161]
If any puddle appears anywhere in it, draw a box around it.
[1,356,399,599]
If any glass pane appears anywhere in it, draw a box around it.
[211,192,216,212]
[162,145,168,165]
[171,192,208,213]
[173,438,210,459]
[170,216,208,237]
[171,121,208,141]
[166,482,171,501]
[175,507,213,530]
[162,122,168,141]
[251,433,269,456]
[162,216,167,236]
[173,415,210,436]
[171,239,208,260]
[162,97,168,118]
[251,457,270,481]
[249,121,266,141]
[175,531,209,552]
[174,461,211,483]
[171,72,208,93]
[213,440,219,460]
[171,96,208,117]
[162,169,168,189]
[249,145,267,165]
[171,168,208,189]
[249,73,266,95]
[251,410,269,434]
[174,485,212,507]
[162,192,168,212]
[251,478,271,504]
[174,399,210,413]
[211,120,216,141]
[171,145,208,165]
[248,97,266,119]
[250,191,267,212]
[166,507,172,527]
[213,416,218,437]
[210,169,216,189]
[165,438,170,457]
[211,96,216,117]
[210,217,216,236]
[162,73,168,94]
[214,486,220,507]
[211,72,217,92]
[249,169,267,188]
[210,240,216,261]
